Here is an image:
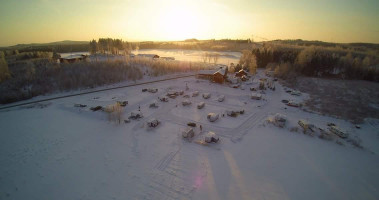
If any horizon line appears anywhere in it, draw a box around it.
[1,38,379,48]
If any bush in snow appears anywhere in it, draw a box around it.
[104,102,124,124]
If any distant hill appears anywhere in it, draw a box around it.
[0,40,90,53]
[270,39,379,50]
[5,40,88,49]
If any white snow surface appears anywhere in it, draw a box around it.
[1,70,379,200]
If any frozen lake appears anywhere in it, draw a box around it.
[60,49,241,65]
[132,49,241,65]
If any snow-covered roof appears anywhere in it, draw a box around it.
[198,70,216,75]
[214,68,226,76]
[238,69,248,74]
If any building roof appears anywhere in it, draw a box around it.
[214,68,226,76]
[198,70,216,75]
[238,69,248,74]
[198,65,228,76]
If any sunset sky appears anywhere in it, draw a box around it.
[0,0,378,46]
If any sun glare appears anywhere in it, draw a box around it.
[156,3,207,40]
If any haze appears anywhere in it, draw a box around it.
[1,0,379,46]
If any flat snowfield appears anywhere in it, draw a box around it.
[1,72,379,200]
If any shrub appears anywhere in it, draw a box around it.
[104,102,123,124]
[0,52,10,82]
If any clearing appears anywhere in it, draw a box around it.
[1,70,379,200]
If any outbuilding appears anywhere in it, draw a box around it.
[235,69,248,77]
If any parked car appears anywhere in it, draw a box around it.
[218,95,225,102]
[74,104,87,108]
[182,100,191,106]
[142,89,148,92]
[148,88,158,93]
[287,101,300,107]
[207,113,219,122]
[204,131,219,143]
[147,118,159,127]
[182,127,194,138]
[90,106,103,111]
[167,91,178,98]
[226,110,239,117]
[251,92,262,100]
[291,90,301,96]
[192,91,199,97]
[158,96,168,102]
[274,113,287,127]
[298,120,315,131]
[197,102,205,109]
[202,93,211,99]
[328,125,348,138]
[149,101,158,108]
[187,122,196,127]
[129,111,143,119]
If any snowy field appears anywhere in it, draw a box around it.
[1,71,379,200]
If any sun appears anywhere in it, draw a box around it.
[156,3,207,40]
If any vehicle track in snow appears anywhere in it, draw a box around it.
[136,146,204,200]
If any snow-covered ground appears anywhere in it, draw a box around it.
[1,71,379,200]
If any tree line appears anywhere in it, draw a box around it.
[240,43,379,82]
[89,38,132,55]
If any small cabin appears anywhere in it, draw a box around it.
[197,66,228,84]
[213,71,224,83]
